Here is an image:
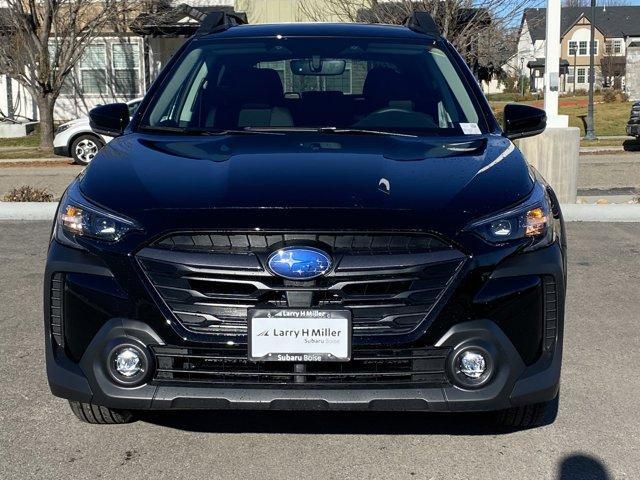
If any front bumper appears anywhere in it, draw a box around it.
[47,317,561,412]
[44,236,565,413]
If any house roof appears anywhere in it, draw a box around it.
[526,58,570,69]
[523,6,640,41]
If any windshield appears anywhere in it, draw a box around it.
[139,37,484,136]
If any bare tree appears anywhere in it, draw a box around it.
[0,1,146,151]
[563,0,589,7]
[300,0,532,80]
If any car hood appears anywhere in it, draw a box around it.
[59,117,89,129]
[80,133,534,236]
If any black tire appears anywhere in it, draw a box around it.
[495,393,559,429]
[71,134,104,165]
[68,400,135,424]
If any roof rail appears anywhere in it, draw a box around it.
[404,11,440,37]
[196,10,248,36]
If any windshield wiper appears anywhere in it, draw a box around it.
[139,125,281,136]
[317,127,417,138]
[245,126,417,138]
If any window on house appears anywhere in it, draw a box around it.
[48,42,74,95]
[112,43,140,95]
[577,67,587,84]
[569,41,578,56]
[80,44,107,94]
[567,66,575,84]
[579,41,588,55]
[592,40,599,56]
[613,39,622,54]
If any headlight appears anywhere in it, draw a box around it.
[466,184,554,248]
[55,124,71,135]
[55,182,140,247]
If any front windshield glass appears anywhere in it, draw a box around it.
[140,37,484,136]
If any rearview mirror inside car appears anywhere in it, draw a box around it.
[89,103,130,138]
[291,58,346,76]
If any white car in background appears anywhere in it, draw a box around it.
[53,99,142,165]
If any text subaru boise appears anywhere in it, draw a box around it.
[45,13,566,428]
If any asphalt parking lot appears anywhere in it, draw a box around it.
[0,221,639,479]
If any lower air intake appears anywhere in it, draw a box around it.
[152,345,452,388]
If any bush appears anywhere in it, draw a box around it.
[603,89,618,103]
[2,186,54,202]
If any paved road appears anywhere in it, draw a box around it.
[0,152,639,202]
[0,222,639,479]
[578,152,640,193]
[0,163,83,201]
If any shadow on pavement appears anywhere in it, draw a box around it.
[138,410,528,436]
[558,454,612,480]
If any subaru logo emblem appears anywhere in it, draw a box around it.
[267,247,332,280]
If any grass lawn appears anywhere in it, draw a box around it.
[488,95,632,137]
[0,148,56,159]
[561,102,631,137]
[0,132,40,148]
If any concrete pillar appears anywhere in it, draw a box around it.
[516,127,581,204]
[626,39,640,101]
[519,0,579,204]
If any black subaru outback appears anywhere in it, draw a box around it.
[45,12,566,428]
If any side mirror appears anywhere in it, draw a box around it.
[503,104,547,140]
[89,103,130,137]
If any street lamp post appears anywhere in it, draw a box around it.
[585,0,597,140]
[520,57,526,97]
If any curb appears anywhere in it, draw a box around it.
[561,204,640,222]
[2,202,640,222]
[0,202,58,220]
[0,158,69,165]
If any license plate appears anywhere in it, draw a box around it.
[248,309,351,362]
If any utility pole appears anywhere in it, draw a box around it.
[543,0,567,127]
[520,57,525,97]
[585,0,597,140]
[573,50,577,94]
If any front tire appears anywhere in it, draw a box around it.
[495,393,559,429]
[71,134,104,165]
[68,400,135,424]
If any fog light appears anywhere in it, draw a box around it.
[458,350,486,379]
[114,347,143,378]
[449,346,494,389]
[107,344,150,386]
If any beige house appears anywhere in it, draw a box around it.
[513,6,639,94]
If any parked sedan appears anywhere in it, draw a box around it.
[53,99,142,165]
[627,101,640,139]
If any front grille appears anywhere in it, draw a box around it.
[155,232,451,254]
[543,276,558,351]
[138,232,467,338]
[49,273,65,348]
[152,345,452,388]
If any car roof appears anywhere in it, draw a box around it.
[201,22,436,41]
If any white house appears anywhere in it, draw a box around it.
[510,6,640,95]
